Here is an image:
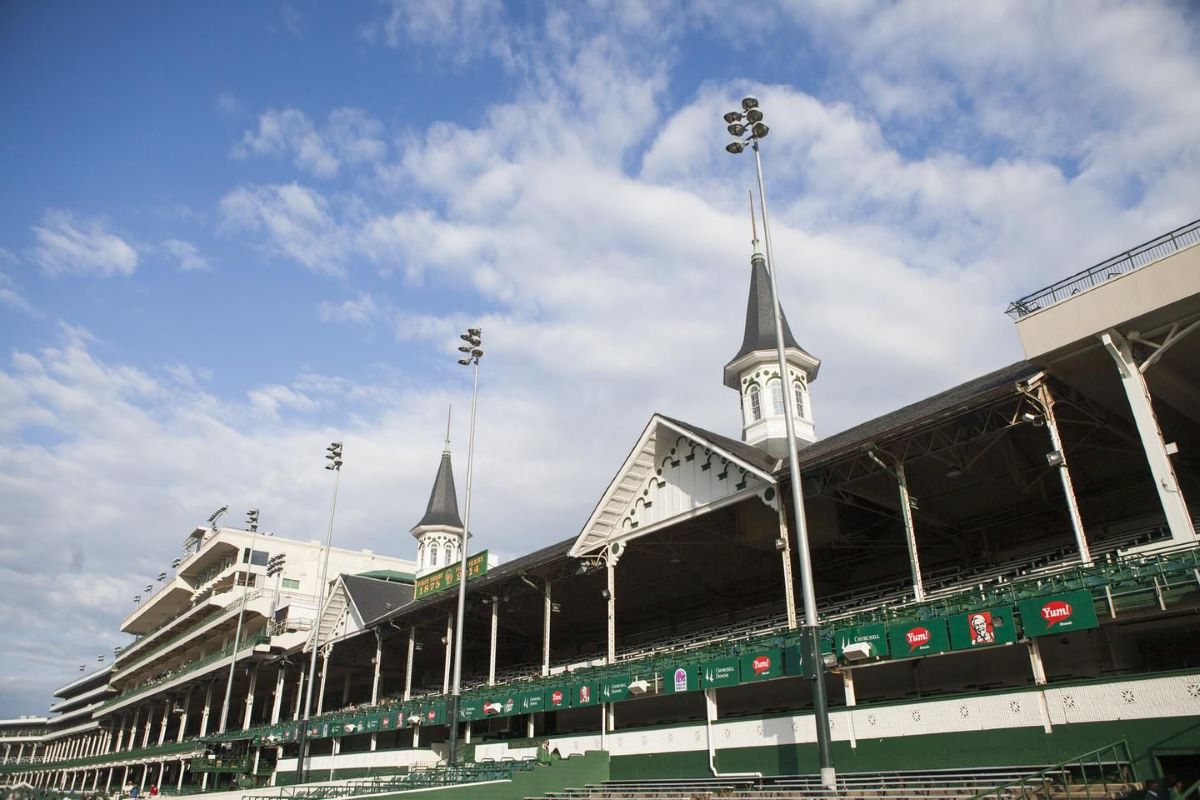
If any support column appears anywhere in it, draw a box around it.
[317,646,332,716]
[113,715,126,753]
[404,629,416,701]
[869,451,924,601]
[777,501,798,629]
[139,762,148,791]
[606,558,617,664]
[243,668,259,730]
[156,762,166,790]
[177,687,193,742]
[541,584,552,676]
[141,704,154,748]
[126,707,140,752]
[199,683,214,737]
[177,758,186,792]
[371,629,383,752]
[293,669,306,721]
[1028,638,1047,685]
[340,672,351,707]
[843,669,858,749]
[105,766,114,792]
[703,688,719,774]
[270,668,287,725]
[157,700,170,746]
[488,596,499,685]
[1101,330,1197,544]
[442,614,453,695]
[1035,382,1092,563]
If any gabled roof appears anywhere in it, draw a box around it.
[569,414,778,558]
[343,574,414,623]
[414,450,463,530]
[724,252,817,389]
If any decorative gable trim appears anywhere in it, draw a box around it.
[570,415,777,558]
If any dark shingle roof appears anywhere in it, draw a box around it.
[790,360,1041,471]
[725,253,813,373]
[657,414,779,474]
[414,450,463,529]
[343,574,414,623]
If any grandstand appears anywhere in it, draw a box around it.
[3,217,1199,799]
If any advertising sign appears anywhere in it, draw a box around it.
[1018,591,1099,637]
[521,689,545,714]
[545,685,569,709]
[666,664,699,694]
[413,550,490,600]
[701,657,740,689]
[950,606,1017,650]
[887,617,951,657]
[783,644,806,677]
[600,675,630,703]
[834,623,889,659]
[571,682,598,707]
[739,648,784,682]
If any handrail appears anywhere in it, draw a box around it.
[1006,217,1200,319]
[968,739,1135,799]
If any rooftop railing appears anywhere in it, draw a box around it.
[1006,217,1200,319]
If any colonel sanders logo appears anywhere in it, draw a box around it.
[968,612,995,645]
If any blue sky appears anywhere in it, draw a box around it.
[1,0,1198,717]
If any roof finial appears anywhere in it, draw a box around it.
[748,190,762,257]
[443,404,452,453]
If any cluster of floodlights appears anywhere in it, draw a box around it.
[457,328,483,365]
[723,96,768,154]
[326,441,343,472]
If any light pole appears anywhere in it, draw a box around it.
[447,327,483,766]
[297,441,343,783]
[217,509,260,734]
[724,96,836,790]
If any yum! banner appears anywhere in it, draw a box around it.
[1018,590,1099,637]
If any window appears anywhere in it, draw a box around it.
[282,578,300,590]
[770,381,785,415]
[793,383,805,417]
[748,385,762,422]
[242,549,269,566]
[430,545,440,567]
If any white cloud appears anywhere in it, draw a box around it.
[0,270,39,317]
[235,108,386,179]
[161,238,210,272]
[361,0,509,66]
[318,293,379,324]
[31,210,139,278]
[219,183,349,276]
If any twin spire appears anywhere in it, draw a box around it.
[412,407,464,575]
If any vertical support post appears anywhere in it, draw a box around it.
[606,557,617,664]
[157,700,169,746]
[488,596,499,686]
[177,687,192,743]
[404,628,416,701]
[843,669,857,750]
[1028,638,1047,685]
[176,760,185,792]
[293,669,305,721]
[126,708,140,752]
[442,614,453,696]
[199,683,213,737]
[542,584,552,677]
[243,668,259,730]
[777,500,798,629]
[270,668,286,726]
[317,647,331,716]
[371,629,383,752]
[704,688,719,776]
[894,463,925,601]
[1037,382,1092,563]
[1100,331,1196,544]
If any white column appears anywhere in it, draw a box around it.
[270,668,287,725]
[156,762,166,790]
[843,669,858,749]
[317,647,331,716]
[404,629,416,702]
[199,683,214,737]
[177,687,193,743]
[606,559,617,664]
[869,451,924,601]
[242,668,259,730]
[157,700,170,746]
[777,501,798,629]
[1028,638,1048,685]
[113,715,126,753]
[1038,382,1092,563]
[542,584,552,676]
[293,669,306,720]
[371,630,383,752]
[1101,330,1197,544]
[442,614,453,695]
[176,758,186,792]
[488,597,499,685]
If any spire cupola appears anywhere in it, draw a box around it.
[723,227,820,459]
[411,411,465,576]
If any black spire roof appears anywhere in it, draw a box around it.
[723,251,814,389]
[414,449,463,529]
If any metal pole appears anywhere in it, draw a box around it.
[217,521,259,734]
[752,139,835,789]
[448,355,481,766]
[299,451,343,783]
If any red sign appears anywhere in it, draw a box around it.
[752,655,771,674]
[551,690,563,706]
[1040,600,1072,628]
[426,710,435,722]
[905,627,931,652]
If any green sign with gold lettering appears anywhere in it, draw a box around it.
[413,550,489,600]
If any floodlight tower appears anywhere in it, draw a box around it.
[723,95,836,789]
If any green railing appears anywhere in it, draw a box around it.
[969,740,1136,799]
[98,634,270,712]
[252,760,533,800]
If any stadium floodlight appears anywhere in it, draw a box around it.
[79,664,85,672]
[144,584,153,593]
[1046,450,1065,467]
[157,572,167,582]
[298,442,345,783]
[600,588,611,600]
[207,505,229,529]
[407,715,422,726]
[171,557,182,569]
[246,508,259,532]
[447,326,485,767]
[841,642,872,662]
[627,679,650,695]
[774,537,787,551]
[721,96,836,789]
